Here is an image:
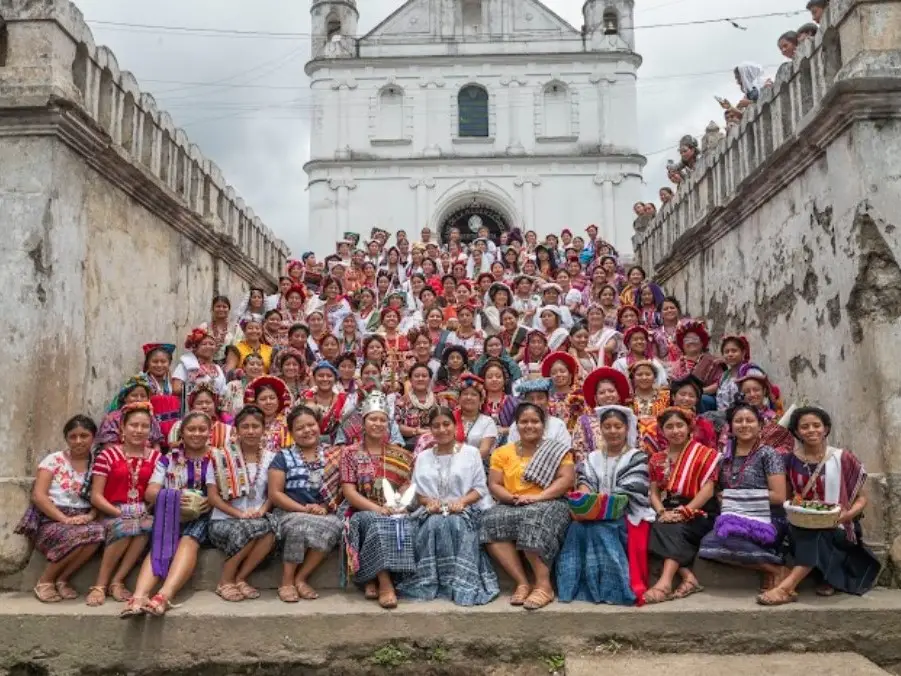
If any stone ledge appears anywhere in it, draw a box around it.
[2,590,901,673]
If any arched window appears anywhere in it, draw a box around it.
[378,85,405,140]
[326,13,342,39]
[603,8,619,35]
[458,85,489,138]
[543,82,571,138]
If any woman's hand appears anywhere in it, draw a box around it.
[307,504,327,516]
[65,514,91,526]
[377,505,394,516]
[425,499,442,514]
[514,495,539,506]
[659,510,685,523]
[449,500,465,514]
[837,509,853,525]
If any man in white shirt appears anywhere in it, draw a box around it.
[508,378,572,447]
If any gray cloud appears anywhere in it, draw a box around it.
[75,0,806,254]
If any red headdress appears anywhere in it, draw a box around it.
[623,326,651,348]
[243,376,292,413]
[184,327,212,351]
[675,321,710,352]
[582,367,631,408]
[540,351,579,379]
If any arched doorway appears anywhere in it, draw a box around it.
[439,198,511,246]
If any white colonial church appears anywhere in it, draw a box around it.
[304,0,644,254]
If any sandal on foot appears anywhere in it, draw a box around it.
[295,581,319,600]
[642,587,672,605]
[235,581,261,600]
[816,584,836,597]
[378,591,398,610]
[85,586,106,607]
[523,588,555,611]
[216,583,245,603]
[34,582,62,604]
[55,581,78,600]
[757,588,798,606]
[673,581,705,599]
[278,586,300,603]
[146,593,172,617]
[109,582,132,603]
[119,597,147,619]
[510,584,531,606]
[364,582,379,600]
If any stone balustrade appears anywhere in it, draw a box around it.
[0,0,289,284]
[634,0,901,281]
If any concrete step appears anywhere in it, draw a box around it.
[565,654,890,676]
[1,589,901,674]
[2,546,797,594]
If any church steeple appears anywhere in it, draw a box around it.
[582,0,635,51]
[311,0,359,59]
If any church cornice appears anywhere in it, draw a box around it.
[305,51,642,76]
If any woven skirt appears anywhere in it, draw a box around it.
[787,524,880,595]
[209,516,278,559]
[346,511,417,585]
[276,509,343,564]
[555,520,635,606]
[699,516,787,568]
[15,506,106,563]
[479,500,571,567]
[106,504,154,545]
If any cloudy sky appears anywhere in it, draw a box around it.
[73,0,808,253]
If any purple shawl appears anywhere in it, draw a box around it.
[151,488,181,578]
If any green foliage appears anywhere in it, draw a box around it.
[370,644,411,669]
[542,653,566,673]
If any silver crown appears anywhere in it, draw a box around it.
[360,391,390,418]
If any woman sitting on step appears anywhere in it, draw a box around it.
[121,411,215,617]
[644,408,720,604]
[16,415,107,603]
[207,406,279,603]
[480,403,574,611]
[396,407,500,606]
[269,405,343,603]
[698,402,789,594]
[758,406,881,605]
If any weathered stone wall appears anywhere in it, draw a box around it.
[634,0,901,570]
[0,0,291,574]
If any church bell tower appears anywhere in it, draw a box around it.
[582,0,635,51]
[311,0,359,59]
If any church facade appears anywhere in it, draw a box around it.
[304,0,644,254]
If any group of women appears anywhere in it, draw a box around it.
[16,224,880,614]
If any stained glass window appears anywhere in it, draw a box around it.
[458,85,489,138]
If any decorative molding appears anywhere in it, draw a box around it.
[593,172,626,186]
[328,178,358,190]
[330,78,359,91]
[589,72,618,85]
[500,76,529,87]
[418,76,447,89]
[409,177,437,189]
[514,176,542,187]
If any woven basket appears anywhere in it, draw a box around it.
[567,492,628,522]
[180,490,209,523]
[784,501,841,530]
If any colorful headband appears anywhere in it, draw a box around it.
[142,343,176,357]
[184,327,212,350]
[120,401,155,417]
[312,360,339,377]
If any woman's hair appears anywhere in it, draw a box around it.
[289,323,309,338]
[658,408,693,428]
[63,414,97,438]
[179,412,212,439]
[435,346,470,385]
[500,307,519,322]
[242,353,264,367]
[287,404,322,431]
[569,323,589,337]
[335,352,358,369]
[408,362,433,380]
[515,401,547,425]
[599,408,630,426]
[255,384,280,401]
[726,401,763,427]
[661,296,682,314]
[264,309,282,321]
[142,346,173,373]
[121,406,153,426]
[320,334,340,349]
[211,295,231,309]
[428,406,456,426]
[788,406,832,439]
[235,405,265,427]
[626,265,647,280]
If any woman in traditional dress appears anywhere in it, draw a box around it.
[244,376,293,453]
[263,309,286,349]
[699,402,789,592]
[341,392,417,609]
[268,406,341,602]
[87,403,161,607]
[301,361,351,445]
[306,310,330,361]
[424,307,451,357]
[434,345,470,405]
[541,351,587,434]
[759,407,880,605]
[618,266,647,307]
[379,307,410,380]
[94,375,165,450]
[472,335,523,383]
[280,285,307,333]
[450,305,485,362]
[716,335,751,411]
[735,366,794,454]
[122,412,214,617]
[318,334,341,365]
[644,408,720,604]
[538,306,569,351]
[336,313,364,358]
[141,343,175,397]
[481,282,512,337]
[628,360,671,454]
[407,327,441,376]
[221,354,266,418]
[481,403,573,610]
[479,358,519,447]
[206,406,280,602]
[168,383,234,448]
[557,406,654,605]
[274,348,308,403]
[599,256,625,292]
[617,305,641,333]
[233,287,266,343]
[173,327,227,399]
[395,363,439,451]
[16,416,106,603]
[396,407,499,605]
[668,376,718,448]
[234,317,274,374]
[595,284,620,329]
[568,324,598,379]
[613,327,668,388]
[497,308,528,362]
[637,283,664,330]
[200,295,234,365]
[654,297,685,368]
[585,305,622,367]
[319,276,352,333]
[355,287,379,331]
[571,367,632,465]
[669,322,721,411]
[454,373,498,460]
[334,352,359,395]
[520,330,551,379]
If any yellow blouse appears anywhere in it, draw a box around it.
[490,443,574,497]
[236,341,273,373]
